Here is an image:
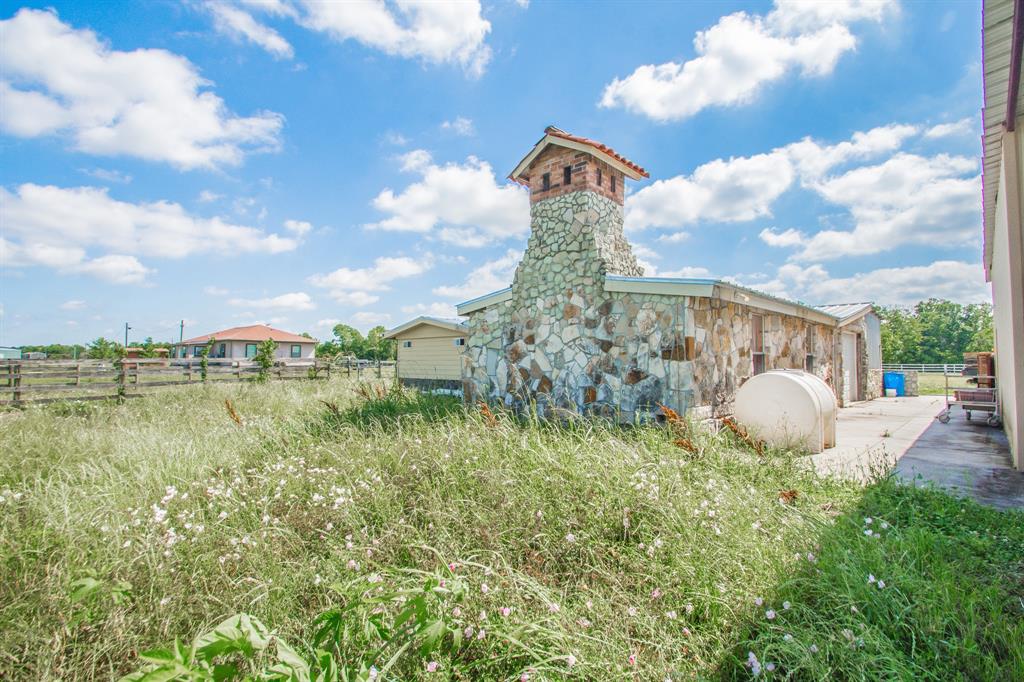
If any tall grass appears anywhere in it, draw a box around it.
[0,379,1020,679]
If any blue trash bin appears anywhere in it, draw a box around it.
[882,372,905,397]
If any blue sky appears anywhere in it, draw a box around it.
[0,0,987,346]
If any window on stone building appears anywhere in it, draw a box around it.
[563,165,572,185]
[611,175,617,193]
[290,344,301,358]
[752,314,765,375]
[596,168,603,186]
[805,326,815,373]
[541,173,550,191]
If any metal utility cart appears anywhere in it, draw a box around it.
[937,373,1001,426]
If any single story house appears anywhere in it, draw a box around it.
[456,126,879,421]
[173,324,316,361]
[0,347,22,360]
[384,316,467,390]
[814,303,883,403]
[981,0,1024,470]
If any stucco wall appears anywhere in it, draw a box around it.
[991,131,1024,469]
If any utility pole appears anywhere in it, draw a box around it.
[124,322,132,349]
[179,320,185,359]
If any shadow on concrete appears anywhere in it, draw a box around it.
[895,410,1024,511]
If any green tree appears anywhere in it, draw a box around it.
[331,324,366,358]
[364,325,396,360]
[878,299,994,364]
[964,303,995,353]
[86,337,122,360]
[878,306,922,363]
[253,338,278,382]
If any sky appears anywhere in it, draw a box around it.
[0,0,989,346]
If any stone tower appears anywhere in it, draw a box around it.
[507,126,646,308]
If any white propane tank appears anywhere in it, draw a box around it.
[733,370,837,454]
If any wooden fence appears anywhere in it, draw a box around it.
[0,358,397,406]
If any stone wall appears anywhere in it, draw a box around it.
[461,185,839,421]
[867,368,884,401]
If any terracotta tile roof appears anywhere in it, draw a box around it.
[178,324,315,345]
[542,125,649,178]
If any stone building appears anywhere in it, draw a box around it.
[454,126,875,420]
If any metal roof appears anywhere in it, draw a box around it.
[383,315,467,339]
[813,302,874,323]
[983,0,1022,276]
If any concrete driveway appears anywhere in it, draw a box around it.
[807,396,1024,511]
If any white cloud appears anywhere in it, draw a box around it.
[600,0,893,121]
[625,123,921,233]
[0,8,284,169]
[228,291,315,310]
[204,1,294,59]
[283,219,312,236]
[758,227,806,247]
[626,149,794,232]
[401,302,459,318]
[924,118,974,139]
[441,116,475,136]
[789,153,979,260]
[299,0,492,77]
[309,255,429,307]
[433,249,520,300]
[74,254,154,284]
[309,256,429,292]
[79,168,132,184]
[348,310,392,331]
[0,183,298,283]
[368,151,529,245]
[328,291,380,306]
[204,285,229,296]
[198,190,223,203]
[60,300,86,310]
[750,260,990,306]
[399,149,433,172]
[645,264,713,279]
[656,231,691,243]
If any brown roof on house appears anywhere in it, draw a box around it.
[509,125,649,185]
[178,324,314,345]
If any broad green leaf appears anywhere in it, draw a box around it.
[193,613,271,660]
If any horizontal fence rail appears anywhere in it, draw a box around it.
[0,358,397,406]
[881,363,967,374]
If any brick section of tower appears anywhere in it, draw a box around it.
[524,145,625,205]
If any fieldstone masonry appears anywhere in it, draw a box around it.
[461,130,844,421]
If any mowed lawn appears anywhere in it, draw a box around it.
[0,379,1021,680]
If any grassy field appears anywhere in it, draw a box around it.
[1,379,1021,680]
[916,373,974,396]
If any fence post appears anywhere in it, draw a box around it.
[377,360,382,378]
[115,359,126,402]
[76,362,81,387]
[12,363,21,405]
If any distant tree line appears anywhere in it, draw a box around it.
[316,324,396,361]
[878,299,993,364]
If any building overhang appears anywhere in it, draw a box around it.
[983,0,1024,279]
[384,316,467,339]
[455,287,513,315]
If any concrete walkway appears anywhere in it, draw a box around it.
[807,396,1024,511]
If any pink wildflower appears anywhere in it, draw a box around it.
[426,661,439,673]
[765,609,776,620]
[628,652,637,666]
